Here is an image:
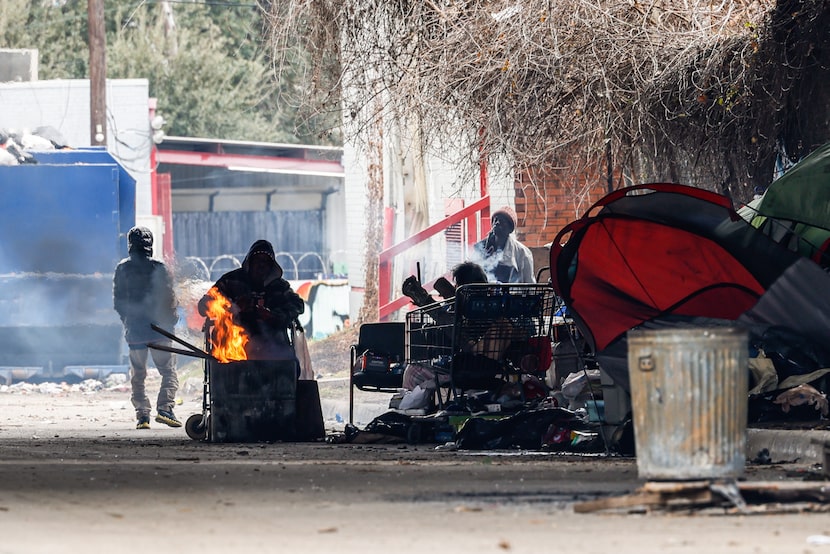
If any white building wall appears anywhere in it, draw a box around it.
[324,184,348,276]
[343,121,516,322]
[0,78,152,217]
[343,139,370,320]
[482,154,516,212]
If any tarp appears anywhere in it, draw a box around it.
[756,142,830,231]
[753,142,830,265]
[737,257,830,350]
[549,183,803,355]
[596,278,830,393]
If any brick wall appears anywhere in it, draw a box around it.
[513,165,619,248]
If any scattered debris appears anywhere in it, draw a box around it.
[574,479,830,514]
[811,438,830,477]
[775,384,829,418]
[0,377,128,395]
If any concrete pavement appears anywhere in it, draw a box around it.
[747,427,830,465]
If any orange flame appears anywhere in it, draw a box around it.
[204,287,248,363]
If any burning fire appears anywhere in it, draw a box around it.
[204,287,248,363]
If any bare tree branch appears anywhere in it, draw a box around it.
[263,0,830,201]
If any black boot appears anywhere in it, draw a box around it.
[433,277,456,300]
[402,276,434,307]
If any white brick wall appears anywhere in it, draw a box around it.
[343,139,369,320]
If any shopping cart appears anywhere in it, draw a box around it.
[405,283,556,409]
[451,283,555,396]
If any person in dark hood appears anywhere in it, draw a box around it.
[471,206,534,283]
[198,239,305,363]
[113,226,181,430]
[401,261,490,393]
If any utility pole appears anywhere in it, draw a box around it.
[160,1,178,57]
[88,0,107,146]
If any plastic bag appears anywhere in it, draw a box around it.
[399,385,430,410]
[293,322,314,380]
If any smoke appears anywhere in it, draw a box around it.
[0,271,215,379]
[174,276,213,338]
[0,273,118,327]
[467,240,501,283]
[0,272,123,377]
[0,253,355,379]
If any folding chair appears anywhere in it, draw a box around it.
[348,322,406,424]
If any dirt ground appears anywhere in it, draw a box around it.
[0,329,829,553]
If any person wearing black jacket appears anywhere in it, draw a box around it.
[113,227,180,430]
[198,239,305,364]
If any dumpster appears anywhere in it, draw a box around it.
[0,148,135,380]
[627,327,748,480]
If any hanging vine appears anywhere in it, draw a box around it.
[263,0,830,204]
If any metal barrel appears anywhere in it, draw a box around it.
[208,359,297,443]
[627,327,748,480]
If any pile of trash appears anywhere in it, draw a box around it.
[0,374,128,395]
[0,126,70,165]
[328,393,607,454]
[549,181,830,429]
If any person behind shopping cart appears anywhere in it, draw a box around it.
[401,262,489,393]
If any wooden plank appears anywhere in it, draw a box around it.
[737,481,828,492]
[573,488,718,513]
[573,492,663,513]
[574,480,830,514]
[642,481,711,493]
[661,488,717,506]
[737,481,830,503]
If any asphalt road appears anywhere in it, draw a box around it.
[0,388,828,554]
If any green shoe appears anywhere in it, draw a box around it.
[136,416,151,430]
[155,410,182,428]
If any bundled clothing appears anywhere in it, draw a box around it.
[198,239,304,362]
[473,234,535,283]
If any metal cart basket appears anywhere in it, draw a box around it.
[406,283,557,405]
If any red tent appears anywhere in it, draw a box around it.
[549,183,802,353]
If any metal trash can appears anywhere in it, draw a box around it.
[209,359,297,443]
[628,327,748,480]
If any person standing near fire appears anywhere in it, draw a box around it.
[113,226,181,430]
[472,206,535,283]
[198,239,305,364]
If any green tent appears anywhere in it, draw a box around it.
[753,142,830,266]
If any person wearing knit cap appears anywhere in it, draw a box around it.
[471,206,535,283]
[198,239,305,364]
[492,206,518,233]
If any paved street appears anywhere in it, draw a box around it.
[0,388,828,553]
